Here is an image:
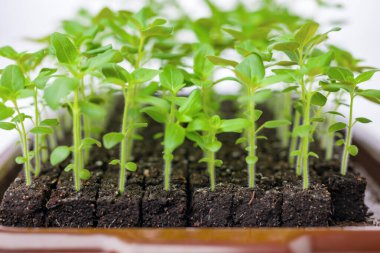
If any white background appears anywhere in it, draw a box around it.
[0,0,380,155]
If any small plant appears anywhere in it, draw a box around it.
[324,67,379,175]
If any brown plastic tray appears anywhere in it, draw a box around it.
[0,140,380,253]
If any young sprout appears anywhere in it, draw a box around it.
[324,67,379,175]
[47,32,119,191]
[102,64,158,193]
[142,65,201,191]
[208,53,291,187]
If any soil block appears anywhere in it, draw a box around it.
[281,184,332,227]
[0,167,61,227]
[46,168,102,228]
[97,169,143,228]
[141,184,187,227]
[232,187,282,227]
[190,184,235,227]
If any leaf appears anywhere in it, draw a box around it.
[50,146,71,166]
[0,103,14,121]
[194,44,215,79]
[305,51,333,76]
[131,68,159,83]
[109,159,120,166]
[81,137,101,149]
[85,49,122,70]
[235,137,246,145]
[178,89,202,118]
[126,162,137,172]
[0,65,25,92]
[206,56,238,67]
[44,77,79,110]
[220,118,250,133]
[235,54,265,86]
[79,169,91,180]
[335,139,345,146]
[187,117,208,132]
[348,145,359,156]
[308,152,319,159]
[205,141,222,152]
[40,118,59,126]
[103,132,124,149]
[215,159,223,167]
[327,111,345,118]
[141,26,173,38]
[357,89,380,100]
[263,120,291,129]
[311,92,327,106]
[0,46,19,60]
[295,21,319,46]
[0,122,16,130]
[102,64,129,84]
[159,65,185,93]
[328,122,346,133]
[30,126,53,135]
[246,156,258,165]
[355,70,379,84]
[50,32,78,64]
[34,68,57,89]
[293,125,310,137]
[356,117,372,124]
[164,123,185,153]
[272,42,300,52]
[327,67,355,84]
[15,156,26,165]
[79,101,106,119]
[64,164,74,172]
[141,106,168,123]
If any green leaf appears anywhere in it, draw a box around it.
[215,159,223,167]
[103,132,124,149]
[141,106,168,123]
[50,32,78,64]
[293,125,310,137]
[126,162,137,172]
[141,26,173,38]
[272,42,300,52]
[311,92,327,106]
[131,68,159,83]
[44,77,79,110]
[308,152,319,159]
[81,137,101,149]
[159,65,185,93]
[327,67,355,84]
[187,117,208,132]
[263,120,291,129]
[356,117,372,124]
[235,137,246,145]
[51,146,71,166]
[235,54,265,86]
[348,145,359,156]
[79,101,106,119]
[328,122,346,133]
[336,139,345,146]
[0,103,14,121]
[357,89,380,100]
[295,21,319,46]
[327,111,345,118]
[79,169,91,180]
[102,64,129,84]
[178,89,202,118]
[64,164,74,172]
[0,122,16,130]
[0,46,19,60]
[194,44,215,79]
[305,51,333,76]
[205,141,222,152]
[220,118,250,133]
[0,65,25,92]
[206,56,238,67]
[40,118,59,126]
[11,113,31,123]
[164,123,185,153]
[15,156,26,165]
[30,126,53,135]
[355,70,379,84]
[85,49,122,70]
[34,68,57,89]
[109,159,120,166]
[246,156,258,165]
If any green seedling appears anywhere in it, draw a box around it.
[324,67,379,175]
[102,64,158,193]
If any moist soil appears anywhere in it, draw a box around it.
[0,100,372,228]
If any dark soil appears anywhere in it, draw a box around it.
[0,99,372,228]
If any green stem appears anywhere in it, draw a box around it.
[341,93,354,176]
[302,93,311,189]
[14,101,32,186]
[73,90,82,191]
[289,111,300,168]
[33,87,41,177]
[40,135,48,163]
[247,87,257,188]
[135,36,145,69]
[207,150,216,191]
[119,83,134,194]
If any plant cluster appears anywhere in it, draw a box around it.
[0,0,379,193]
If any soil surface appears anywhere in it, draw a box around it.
[0,99,373,228]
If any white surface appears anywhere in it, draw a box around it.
[0,0,380,154]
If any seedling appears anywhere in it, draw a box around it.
[324,67,379,175]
